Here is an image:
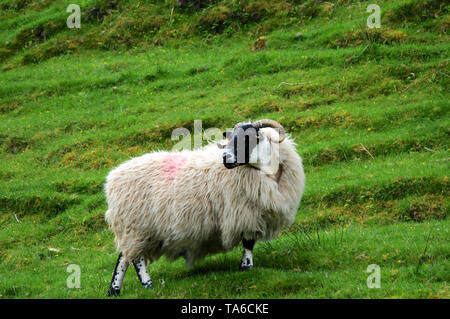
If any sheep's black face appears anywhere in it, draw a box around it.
[222,123,261,169]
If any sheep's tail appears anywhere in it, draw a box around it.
[105,209,112,226]
[105,209,118,231]
[105,209,124,254]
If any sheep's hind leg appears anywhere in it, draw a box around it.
[239,239,255,271]
[133,255,153,288]
[107,252,129,297]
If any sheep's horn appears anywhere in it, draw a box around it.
[233,121,247,131]
[252,119,286,143]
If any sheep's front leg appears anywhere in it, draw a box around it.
[133,255,152,288]
[239,238,255,271]
[107,252,129,297]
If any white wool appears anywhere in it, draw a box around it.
[105,128,305,265]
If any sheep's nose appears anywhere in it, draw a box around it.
[223,152,237,169]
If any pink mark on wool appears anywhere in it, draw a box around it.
[163,154,187,181]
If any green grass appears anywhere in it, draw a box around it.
[0,0,449,299]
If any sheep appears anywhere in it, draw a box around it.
[104,119,305,296]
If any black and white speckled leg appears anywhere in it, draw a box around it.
[107,252,129,297]
[133,255,152,289]
[239,239,255,271]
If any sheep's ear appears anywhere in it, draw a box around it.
[261,128,280,143]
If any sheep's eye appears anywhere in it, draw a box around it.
[223,131,232,140]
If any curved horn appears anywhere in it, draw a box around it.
[252,119,286,142]
[233,121,247,131]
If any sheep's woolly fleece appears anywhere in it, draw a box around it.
[105,129,305,266]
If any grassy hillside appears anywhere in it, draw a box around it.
[0,0,448,298]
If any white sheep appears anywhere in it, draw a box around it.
[105,119,305,296]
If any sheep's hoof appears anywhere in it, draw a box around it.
[239,264,253,271]
[107,287,120,297]
[142,281,153,289]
